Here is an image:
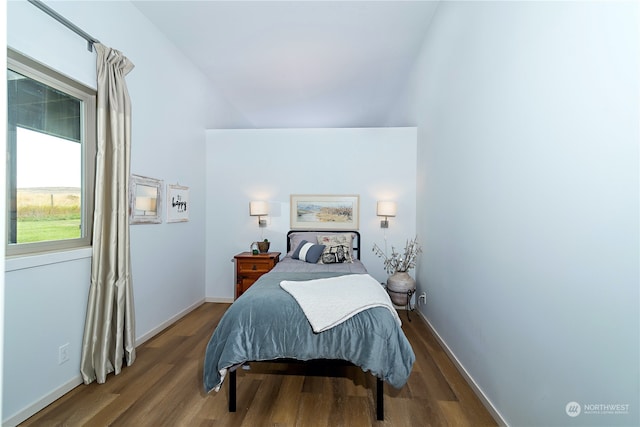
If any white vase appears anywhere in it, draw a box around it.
[386,271,416,305]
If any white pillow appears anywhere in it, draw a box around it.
[316,234,353,264]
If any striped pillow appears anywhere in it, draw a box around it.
[292,240,325,263]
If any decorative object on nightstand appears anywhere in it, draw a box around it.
[234,252,280,299]
[373,236,422,320]
[257,238,270,253]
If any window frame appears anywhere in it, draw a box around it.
[6,49,96,257]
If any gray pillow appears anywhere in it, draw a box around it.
[292,240,325,263]
[288,232,356,256]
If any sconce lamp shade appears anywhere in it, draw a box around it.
[377,201,396,229]
[250,201,269,227]
[377,201,397,217]
[135,196,155,214]
[249,201,269,216]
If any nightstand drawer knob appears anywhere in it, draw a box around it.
[252,264,257,270]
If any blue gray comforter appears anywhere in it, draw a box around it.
[203,271,415,392]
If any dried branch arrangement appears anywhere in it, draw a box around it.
[372,236,422,274]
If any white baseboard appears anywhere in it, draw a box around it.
[415,309,509,427]
[136,298,205,346]
[3,375,83,427]
[205,296,234,303]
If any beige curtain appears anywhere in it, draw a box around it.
[81,43,136,384]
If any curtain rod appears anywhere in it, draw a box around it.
[27,0,100,52]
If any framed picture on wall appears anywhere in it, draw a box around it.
[290,194,359,230]
[166,184,189,223]
[130,174,163,224]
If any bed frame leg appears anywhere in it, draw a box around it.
[229,370,236,412]
[376,377,384,420]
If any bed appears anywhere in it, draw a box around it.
[203,230,415,420]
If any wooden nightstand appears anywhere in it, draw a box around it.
[234,252,280,299]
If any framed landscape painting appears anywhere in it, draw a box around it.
[290,194,359,230]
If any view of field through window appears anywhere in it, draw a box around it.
[15,127,81,243]
[7,53,94,254]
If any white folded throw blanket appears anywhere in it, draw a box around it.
[280,274,401,333]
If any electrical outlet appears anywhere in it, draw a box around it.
[58,343,70,365]
[418,292,427,305]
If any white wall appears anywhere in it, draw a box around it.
[205,128,417,300]
[4,0,249,424]
[407,1,639,426]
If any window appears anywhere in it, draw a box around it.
[6,49,96,256]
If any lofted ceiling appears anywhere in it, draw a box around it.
[132,1,439,128]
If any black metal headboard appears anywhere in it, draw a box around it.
[287,230,361,260]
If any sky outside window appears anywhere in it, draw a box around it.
[16,127,81,189]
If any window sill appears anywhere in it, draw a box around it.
[5,246,92,272]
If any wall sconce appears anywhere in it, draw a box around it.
[377,201,396,228]
[249,201,269,227]
[135,196,156,216]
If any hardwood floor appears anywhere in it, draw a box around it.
[20,303,497,426]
